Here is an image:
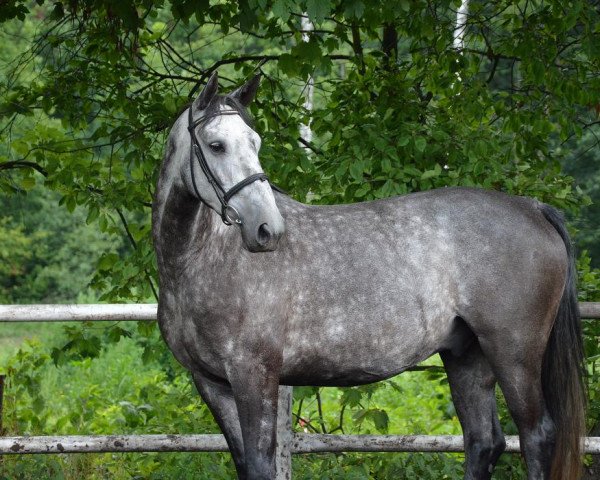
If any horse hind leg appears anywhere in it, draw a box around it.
[441,338,506,480]
[191,370,247,479]
[477,333,556,480]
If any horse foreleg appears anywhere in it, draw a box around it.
[441,341,506,480]
[191,370,247,479]
[228,362,281,480]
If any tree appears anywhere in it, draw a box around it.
[0,188,123,303]
[1,2,598,301]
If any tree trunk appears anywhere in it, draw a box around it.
[299,14,314,151]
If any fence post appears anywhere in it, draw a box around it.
[275,386,293,480]
[0,374,4,435]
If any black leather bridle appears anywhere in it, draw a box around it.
[187,106,268,225]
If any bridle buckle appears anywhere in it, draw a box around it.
[222,205,242,226]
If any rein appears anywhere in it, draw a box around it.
[187,107,268,226]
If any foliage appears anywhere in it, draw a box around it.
[1,0,598,295]
[1,335,238,479]
[0,0,600,478]
[577,253,600,438]
[0,188,122,303]
[562,125,600,266]
[0,332,461,479]
[0,217,40,303]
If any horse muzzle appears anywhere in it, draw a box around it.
[243,219,285,253]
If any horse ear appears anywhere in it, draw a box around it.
[230,74,261,107]
[193,72,219,112]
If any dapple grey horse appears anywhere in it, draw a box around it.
[152,72,585,480]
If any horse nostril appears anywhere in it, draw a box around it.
[257,223,272,246]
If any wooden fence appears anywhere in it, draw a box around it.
[0,303,599,479]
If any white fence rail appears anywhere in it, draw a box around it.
[0,303,599,479]
[2,302,599,322]
[1,434,599,455]
[0,304,157,322]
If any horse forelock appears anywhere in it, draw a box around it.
[202,95,254,127]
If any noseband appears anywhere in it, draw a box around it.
[187,106,268,225]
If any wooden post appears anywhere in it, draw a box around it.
[275,386,293,480]
[0,374,4,467]
[0,374,4,435]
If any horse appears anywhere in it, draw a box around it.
[152,72,585,480]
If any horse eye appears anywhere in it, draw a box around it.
[209,142,225,153]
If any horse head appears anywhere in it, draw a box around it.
[184,72,285,252]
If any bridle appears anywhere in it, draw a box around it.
[187,106,268,226]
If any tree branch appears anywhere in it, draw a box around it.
[486,55,500,84]
[297,136,323,155]
[115,208,159,301]
[382,23,398,69]
[351,24,365,74]
[0,160,48,176]
[464,47,519,61]
[316,389,327,434]
[188,54,353,99]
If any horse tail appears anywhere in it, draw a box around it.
[540,204,586,480]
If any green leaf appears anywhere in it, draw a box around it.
[20,176,35,190]
[106,326,132,343]
[86,206,100,224]
[531,60,545,83]
[292,36,322,63]
[49,2,64,21]
[278,53,298,76]
[306,0,330,24]
[32,395,45,414]
[398,136,410,147]
[251,0,268,8]
[369,409,389,433]
[349,161,364,181]
[324,37,339,52]
[294,386,319,401]
[421,163,442,180]
[354,182,371,198]
[414,137,427,153]
[272,0,293,20]
[137,320,156,337]
[341,388,363,407]
[344,0,364,19]
[98,253,119,271]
